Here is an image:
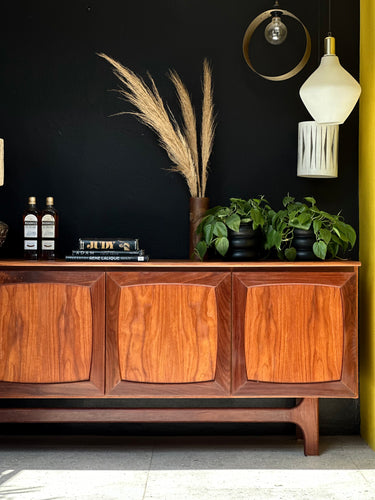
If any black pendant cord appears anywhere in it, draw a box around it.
[328,0,332,36]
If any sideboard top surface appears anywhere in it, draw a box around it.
[0,259,361,270]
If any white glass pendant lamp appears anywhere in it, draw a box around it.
[299,36,361,124]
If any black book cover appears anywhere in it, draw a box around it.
[78,238,139,251]
[72,249,145,257]
[66,254,149,262]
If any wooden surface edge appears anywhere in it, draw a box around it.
[0,259,362,269]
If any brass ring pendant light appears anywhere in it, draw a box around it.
[242,8,311,81]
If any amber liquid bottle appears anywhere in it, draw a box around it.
[23,196,40,259]
[41,196,59,259]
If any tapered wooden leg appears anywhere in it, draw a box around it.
[292,398,319,456]
[296,424,304,440]
[295,399,304,440]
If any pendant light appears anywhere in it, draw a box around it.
[264,2,288,46]
[242,2,311,81]
[299,1,361,124]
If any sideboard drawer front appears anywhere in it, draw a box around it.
[0,270,105,398]
[244,283,343,383]
[106,271,231,397]
[232,270,358,397]
[0,283,92,384]
[118,283,218,383]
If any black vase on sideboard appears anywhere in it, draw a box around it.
[293,228,317,261]
[228,223,259,260]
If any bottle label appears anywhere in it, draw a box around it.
[42,214,55,238]
[42,240,55,250]
[24,240,37,250]
[24,214,38,238]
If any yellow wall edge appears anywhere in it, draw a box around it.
[359,0,375,450]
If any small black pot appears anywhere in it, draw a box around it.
[228,222,259,261]
[293,228,317,260]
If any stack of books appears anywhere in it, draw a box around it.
[65,237,149,262]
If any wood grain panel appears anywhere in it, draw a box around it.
[232,269,359,397]
[244,284,343,383]
[0,283,92,383]
[118,284,217,383]
[106,271,231,396]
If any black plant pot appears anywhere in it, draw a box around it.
[228,223,259,261]
[293,228,317,261]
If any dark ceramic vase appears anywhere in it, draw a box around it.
[293,228,316,260]
[228,222,259,260]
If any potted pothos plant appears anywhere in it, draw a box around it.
[265,195,356,261]
[194,197,269,260]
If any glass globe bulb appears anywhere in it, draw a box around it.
[264,16,288,45]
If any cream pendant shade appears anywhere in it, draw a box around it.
[299,37,361,125]
[297,121,339,178]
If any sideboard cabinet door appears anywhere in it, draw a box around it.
[232,269,358,397]
[106,271,231,397]
[0,271,105,397]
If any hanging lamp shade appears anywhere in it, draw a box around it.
[297,121,339,178]
[299,36,361,124]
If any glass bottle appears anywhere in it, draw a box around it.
[41,196,59,259]
[23,196,39,260]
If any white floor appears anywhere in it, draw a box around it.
[0,435,374,500]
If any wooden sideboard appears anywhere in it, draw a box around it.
[0,260,360,455]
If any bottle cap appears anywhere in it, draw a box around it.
[28,196,36,204]
[46,196,54,205]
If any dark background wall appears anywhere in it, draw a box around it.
[0,0,360,434]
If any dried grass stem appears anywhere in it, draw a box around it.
[98,53,215,198]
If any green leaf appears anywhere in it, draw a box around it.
[313,241,327,260]
[283,195,294,207]
[318,228,332,245]
[334,221,351,242]
[194,240,207,260]
[289,217,299,227]
[327,241,339,259]
[225,213,241,232]
[304,196,316,206]
[332,226,343,240]
[203,208,222,218]
[213,221,228,238]
[289,212,311,230]
[284,247,297,261]
[345,224,357,247]
[331,233,342,246]
[296,212,312,230]
[250,208,265,228]
[265,227,282,250]
[215,236,229,256]
[313,219,322,234]
[203,223,214,244]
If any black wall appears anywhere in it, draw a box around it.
[0,0,360,434]
[0,0,359,259]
